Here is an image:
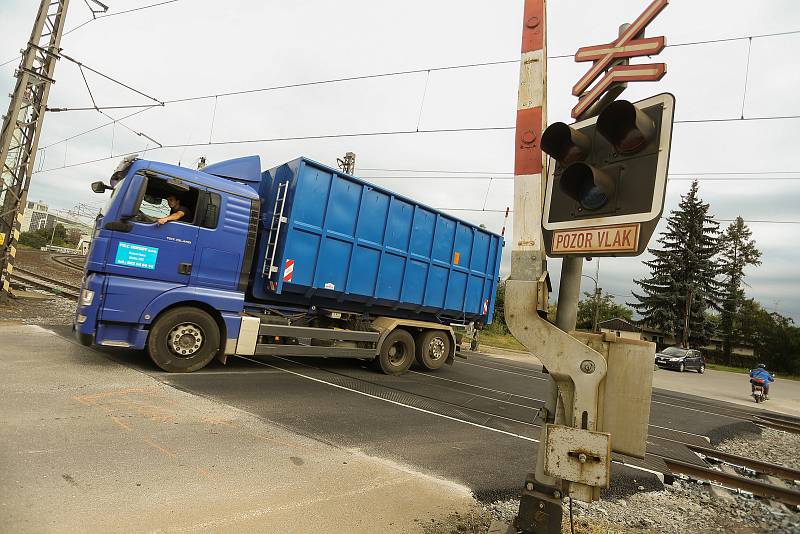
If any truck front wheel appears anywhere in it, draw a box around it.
[415,330,450,370]
[376,329,415,375]
[147,307,219,373]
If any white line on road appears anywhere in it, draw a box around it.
[237,357,666,481]
[409,370,547,403]
[457,361,548,381]
[238,356,540,443]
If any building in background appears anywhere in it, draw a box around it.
[20,200,92,237]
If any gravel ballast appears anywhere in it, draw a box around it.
[484,429,800,533]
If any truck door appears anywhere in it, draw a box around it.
[189,189,249,291]
[105,172,199,285]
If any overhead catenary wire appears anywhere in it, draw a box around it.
[0,0,181,68]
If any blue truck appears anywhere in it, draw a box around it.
[74,155,503,374]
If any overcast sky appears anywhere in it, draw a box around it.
[2,0,799,320]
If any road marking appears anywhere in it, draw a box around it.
[458,361,548,381]
[143,438,177,458]
[236,357,676,482]
[239,356,540,443]
[648,423,710,442]
[409,370,546,404]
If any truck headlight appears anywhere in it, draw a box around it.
[80,289,95,306]
[76,314,87,324]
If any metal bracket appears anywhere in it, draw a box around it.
[505,272,608,501]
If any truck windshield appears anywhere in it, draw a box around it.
[99,176,125,216]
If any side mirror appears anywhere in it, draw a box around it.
[91,181,110,193]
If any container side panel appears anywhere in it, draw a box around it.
[401,259,427,305]
[328,176,361,237]
[356,188,389,244]
[432,217,456,262]
[424,265,448,308]
[284,230,320,287]
[470,232,491,272]
[445,270,468,311]
[377,251,405,301]
[350,246,380,296]
[385,199,414,252]
[466,274,484,314]
[294,168,331,229]
[409,209,435,257]
[317,237,352,292]
[453,224,474,267]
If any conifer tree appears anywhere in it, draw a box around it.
[718,216,761,364]
[630,181,721,347]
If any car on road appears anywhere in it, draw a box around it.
[654,347,705,373]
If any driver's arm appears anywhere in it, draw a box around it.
[157,210,185,225]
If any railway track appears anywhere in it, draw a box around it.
[12,267,81,301]
[467,355,800,506]
[51,254,86,273]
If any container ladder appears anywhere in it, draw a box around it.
[262,181,289,283]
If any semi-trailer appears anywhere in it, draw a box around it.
[74,155,503,374]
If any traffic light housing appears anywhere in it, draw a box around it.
[541,93,675,257]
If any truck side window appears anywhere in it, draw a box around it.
[195,191,221,229]
[137,174,201,226]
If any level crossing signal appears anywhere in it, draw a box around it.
[540,93,675,257]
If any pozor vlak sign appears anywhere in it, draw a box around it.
[541,93,675,257]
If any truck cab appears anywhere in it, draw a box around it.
[75,156,260,371]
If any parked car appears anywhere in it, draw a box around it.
[654,347,705,373]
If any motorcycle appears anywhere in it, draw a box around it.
[751,379,767,403]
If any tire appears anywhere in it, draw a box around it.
[376,329,415,375]
[415,330,451,371]
[698,364,705,374]
[678,363,685,373]
[147,307,220,373]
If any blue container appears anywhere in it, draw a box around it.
[250,158,503,324]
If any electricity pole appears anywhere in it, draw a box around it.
[0,0,71,297]
[337,152,356,175]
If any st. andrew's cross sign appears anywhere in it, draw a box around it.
[571,0,669,118]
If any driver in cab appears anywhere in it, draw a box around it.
[157,195,192,225]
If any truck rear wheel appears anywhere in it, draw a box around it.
[147,307,219,373]
[377,329,415,375]
[415,330,450,370]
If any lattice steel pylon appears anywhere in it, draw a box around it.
[0,0,71,297]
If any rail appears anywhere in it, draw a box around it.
[12,268,80,301]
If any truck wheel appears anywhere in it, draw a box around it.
[147,307,219,373]
[415,330,450,370]
[377,329,415,375]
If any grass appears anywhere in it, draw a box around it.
[477,330,528,352]
[707,363,800,381]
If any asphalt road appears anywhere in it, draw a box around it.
[50,326,785,502]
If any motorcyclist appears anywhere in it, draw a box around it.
[749,364,775,399]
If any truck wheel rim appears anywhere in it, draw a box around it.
[167,323,204,357]
[429,338,445,361]
[387,342,406,365]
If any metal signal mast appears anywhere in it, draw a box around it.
[0,0,72,296]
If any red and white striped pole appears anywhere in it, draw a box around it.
[511,0,547,282]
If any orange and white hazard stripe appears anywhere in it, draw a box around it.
[283,259,294,282]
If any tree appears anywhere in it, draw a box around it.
[717,217,762,364]
[630,181,721,348]
[576,291,633,331]
[738,299,800,375]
